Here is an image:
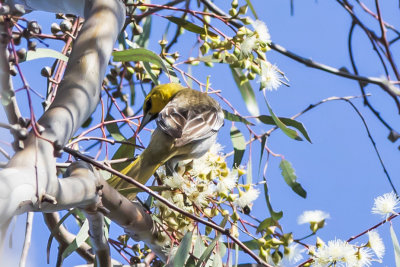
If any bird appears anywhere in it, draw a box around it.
[108,83,224,200]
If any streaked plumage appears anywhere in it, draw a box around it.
[108,83,224,200]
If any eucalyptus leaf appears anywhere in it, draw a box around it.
[24,48,68,62]
[223,110,254,125]
[230,67,260,116]
[165,16,218,38]
[61,219,89,260]
[264,98,303,141]
[258,115,311,143]
[137,16,152,48]
[111,136,136,171]
[112,48,168,73]
[173,231,193,267]
[263,181,283,221]
[105,114,126,142]
[230,126,246,167]
[279,159,307,198]
[390,225,400,267]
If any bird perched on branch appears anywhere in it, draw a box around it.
[108,83,224,200]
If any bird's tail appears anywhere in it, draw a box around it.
[107,154,163,200]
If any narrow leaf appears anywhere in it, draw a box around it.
[230,126,246,167]
[47,210,74,264]
[245,0,258,19]
[263,181,283,221]
[223,110,254,125]
[111,136,136,171]
[258,135,266,174]
[390,225,400,267]
[223,240,259,251]
[196,216,228,267]
[258,115,311,143]
[105,114,126,142]
[61,219,89,260]
[136,16,152,48]
[279,159,307,198]
[143,61,159,85]
[264,98,303,141]
[165,16,218,38]
[193,235,205,258]
[173,231,193,267]
[246,154,252,185]
[112,48,168,73]
[24,48,68,62]
[230,67,259,116]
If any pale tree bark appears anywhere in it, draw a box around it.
[0,0,167,264]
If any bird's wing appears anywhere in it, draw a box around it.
[157,89,224,147]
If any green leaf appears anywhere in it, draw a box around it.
[111,136,136,171]
[163,59,180,83]
[165,16,218,38]
[105,114,126,142]
[258,135,266,174]
[223,240,259,251]
[193,235,205,258]
[186,256,196,267]
[223,110,254,125]
[143,61,159,85]
[23,48,69,62]
[263,181,283,221]
[137,16,152,48]
[279,159,307,198]
[230,126,246,167]
[212,249,223,267]
[230,67,260,116]
[46,210,75,264]
[245,0,258,19]
[390,225,400,267]
[264,98,303,141]
[173,231,193,267]
[256,217,280,233]
[112,48,168,73]
[61,219,89,260]
[246,154,252,185]
[196,216,228,267]
[258,115,311,143]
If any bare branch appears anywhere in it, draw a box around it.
[19,212,33,267]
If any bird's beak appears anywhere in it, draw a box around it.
[138,112,156,133]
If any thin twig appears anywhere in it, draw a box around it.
[19,212,34,267]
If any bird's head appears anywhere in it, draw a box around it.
[139,83,185,132]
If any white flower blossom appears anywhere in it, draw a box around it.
[214,170,238,194]
[372,191,400,218]
[259,61,282,91]
[297,210,330,225]
[368,230,385,259]
[233,186,260,208]
[240,35,257,57]
[313,239,357,267]
[251,19,271,43]
[191,143,224,178]
[355,247,373,267]
[282,243,305,265]
[164,173,184,189]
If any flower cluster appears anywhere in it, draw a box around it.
[310,232,385,267]
[153,143,260,235]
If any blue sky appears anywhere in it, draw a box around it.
[1,0,400,266]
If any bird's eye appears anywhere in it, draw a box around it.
[145,98,152,112]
